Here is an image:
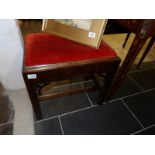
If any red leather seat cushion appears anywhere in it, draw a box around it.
[25,33,117,66]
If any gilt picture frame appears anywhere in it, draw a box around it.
[42,19,108,48]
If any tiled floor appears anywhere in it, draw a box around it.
[33,62,155,135]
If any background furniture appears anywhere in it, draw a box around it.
[137,36,155,68]
[104,20,132,48]
[108,20,155,68]
[108,19,155,98]
[23,33,120,120]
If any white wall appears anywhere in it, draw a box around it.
[0,19,25,90]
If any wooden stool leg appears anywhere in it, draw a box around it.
[123,33,130,48]
[23,75,43,120]
[97,74,115,104]
[137,37,155,68]
[97,63,120,104]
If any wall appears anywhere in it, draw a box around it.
[0,19,25,90]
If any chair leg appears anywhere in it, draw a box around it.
[137,37,155,68]
[123,33,130,48]
[23,75,43,120]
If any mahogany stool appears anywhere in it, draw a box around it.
[22,33,120,120]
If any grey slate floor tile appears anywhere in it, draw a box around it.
[60,100,142,135]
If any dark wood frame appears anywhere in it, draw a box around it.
[23,57,120,120]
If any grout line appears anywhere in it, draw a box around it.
[128,68,145,73]
[103,81,155,103]
[128,66,155,74]
[35,115,58,123]
[80,82,94,107]
[79,82,84,88]
[82,80,93,84]
[58,116,64,135]
[127,74,144,91]
[35,105,95,124]
[59,105,97,117]
[121,99,144,129]
[130,124,155,135]
[121,87,155,100]
[85,92,94,107]
[108,98,123,103]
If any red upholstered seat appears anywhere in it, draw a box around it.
[25,33,117,66]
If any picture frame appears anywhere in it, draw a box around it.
[42,19,108,48]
